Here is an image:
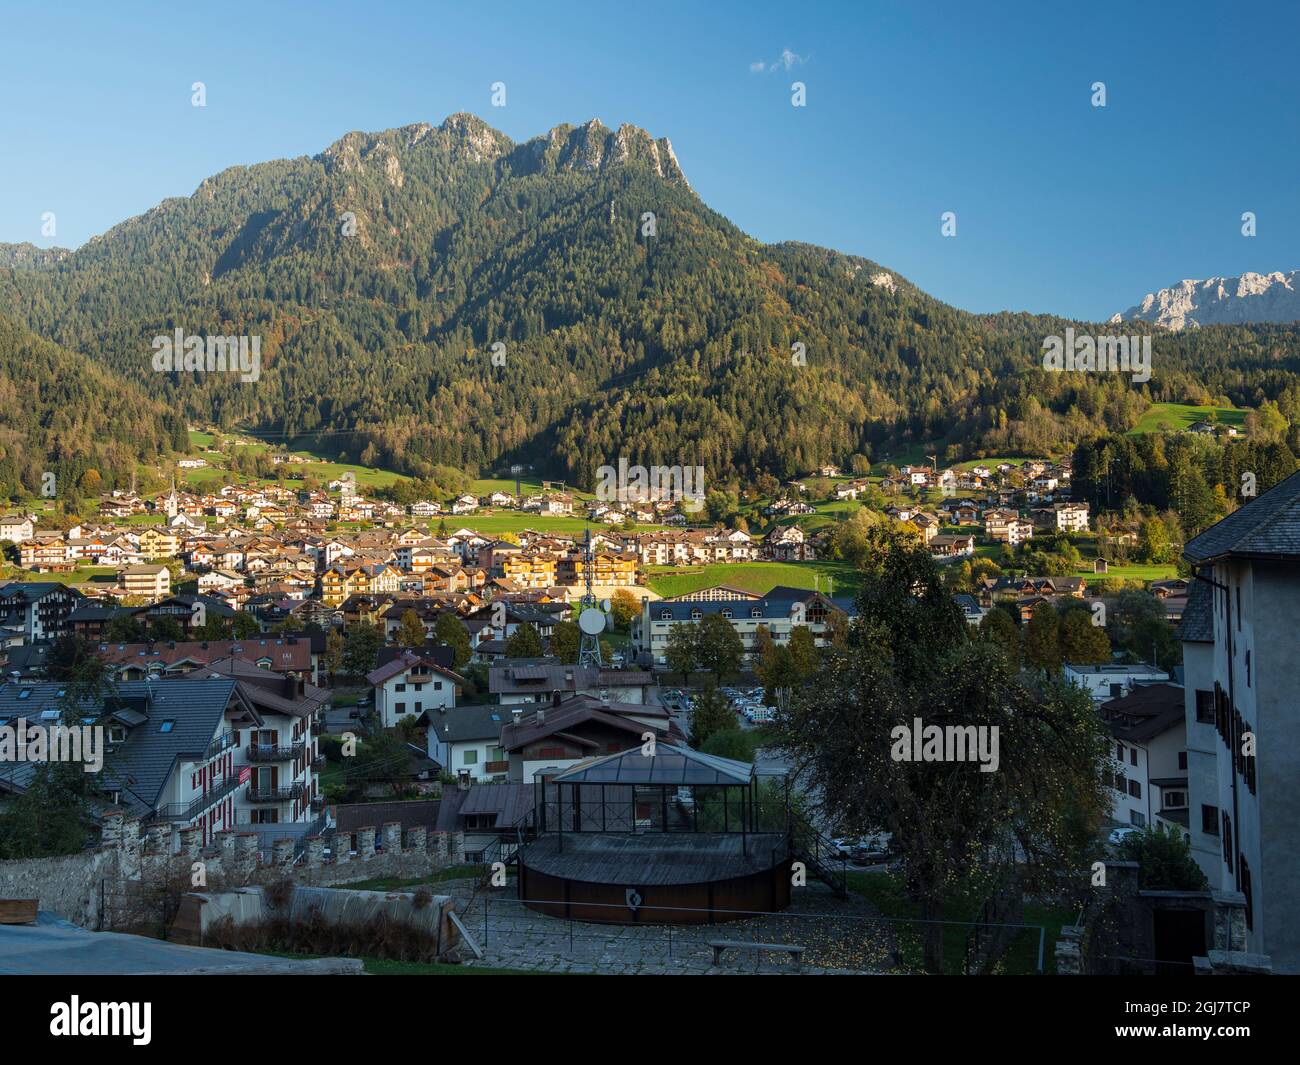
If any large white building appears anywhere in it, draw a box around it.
[1099,683,1188,834]
[366,650,462,728]
[1178,470,1300,973]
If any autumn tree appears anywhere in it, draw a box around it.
[396,609,426,649]
[777,525,1111,973]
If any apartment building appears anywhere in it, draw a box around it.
[119,563,171,601]
[1177,470,1300,972]
[632,586,849,665]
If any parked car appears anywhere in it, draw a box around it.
[1109,826,1142,847]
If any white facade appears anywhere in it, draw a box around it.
[374,663,457,728]
[1064,663,1169,702]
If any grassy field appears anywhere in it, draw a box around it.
[1129,402,1247,435]
[643,560,859,598]
[1074,562,1180,585]
[330,867,492,891]
[0,566,117,586]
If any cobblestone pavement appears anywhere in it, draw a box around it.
[436,878,901,975]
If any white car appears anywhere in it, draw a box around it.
[1109,826,1142,847]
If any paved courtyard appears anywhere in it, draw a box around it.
[438,877,904,975]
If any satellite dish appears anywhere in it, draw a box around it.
[579,608,607,635]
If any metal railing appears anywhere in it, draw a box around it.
[204,731,238,760]
[247,783,306,803]
[150,774,244,823]
[246,741,305,762]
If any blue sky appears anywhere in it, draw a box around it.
[2,0,1297,320]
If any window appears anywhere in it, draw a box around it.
[1110,683,1122,699]
[395,702,406,714]
[1201,805,1219,835]
[1128,779,1141,799]
[1178,752,1187,770]
[750,608,762,618]
[1114,773,1126,793]
[1222,813,1234,872]
[396,683,406,692]
[1245,650,1251,688]
[1129,748,1137,767]
[159,720,175,733]
[1195,690,1215,724]
[1130,811,1146,827]
[462,749,478,765]
[1115,742,1123,761]
[1163,790,1186,809]
[721,608,732,619]
[1240,857,1253,932]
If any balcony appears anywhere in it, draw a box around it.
[246,783,306,804]
[151,774,244,823]
[204,731,238,760]
[246,741,305,762]
[484,760,509,774]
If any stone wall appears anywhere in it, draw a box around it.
[0,810,469,928]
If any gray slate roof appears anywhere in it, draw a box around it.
[1175,578,1214,644]
[1184,469,1300,563]
[0,678,240,815]
[424,704,507,743]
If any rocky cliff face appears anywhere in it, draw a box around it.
[1111,270,1300,330]
[316,114,690,187]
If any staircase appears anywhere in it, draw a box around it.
[788,816,849,898]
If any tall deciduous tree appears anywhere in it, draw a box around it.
[777,525,1111,973]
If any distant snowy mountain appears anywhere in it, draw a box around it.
[1111,270,1300,330]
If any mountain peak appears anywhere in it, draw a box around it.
[527,118,689,187]
[314,114,689,186]
[1111,269,1300,330]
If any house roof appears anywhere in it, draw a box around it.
[96,638,313,673]
[551,744,753,786]
[364,650,464,687]
[189,657,328,718]
[499,698,659,752]
[456,782,533,829]
[1175,578,1214,644]
[335,799,443,834]
[1099,683,1186,744]
[488,662,652,695]
[1184,469,1300,563]
[424,704,508,743]
[0,678,241,814]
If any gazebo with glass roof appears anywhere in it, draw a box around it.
[516,744,793,923]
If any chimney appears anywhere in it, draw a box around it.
[457,769,471,790]
[511,709,522,724]
[551,690,561,708]
[536,708,545,724]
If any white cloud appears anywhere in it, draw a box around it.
[749,48,807,74]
